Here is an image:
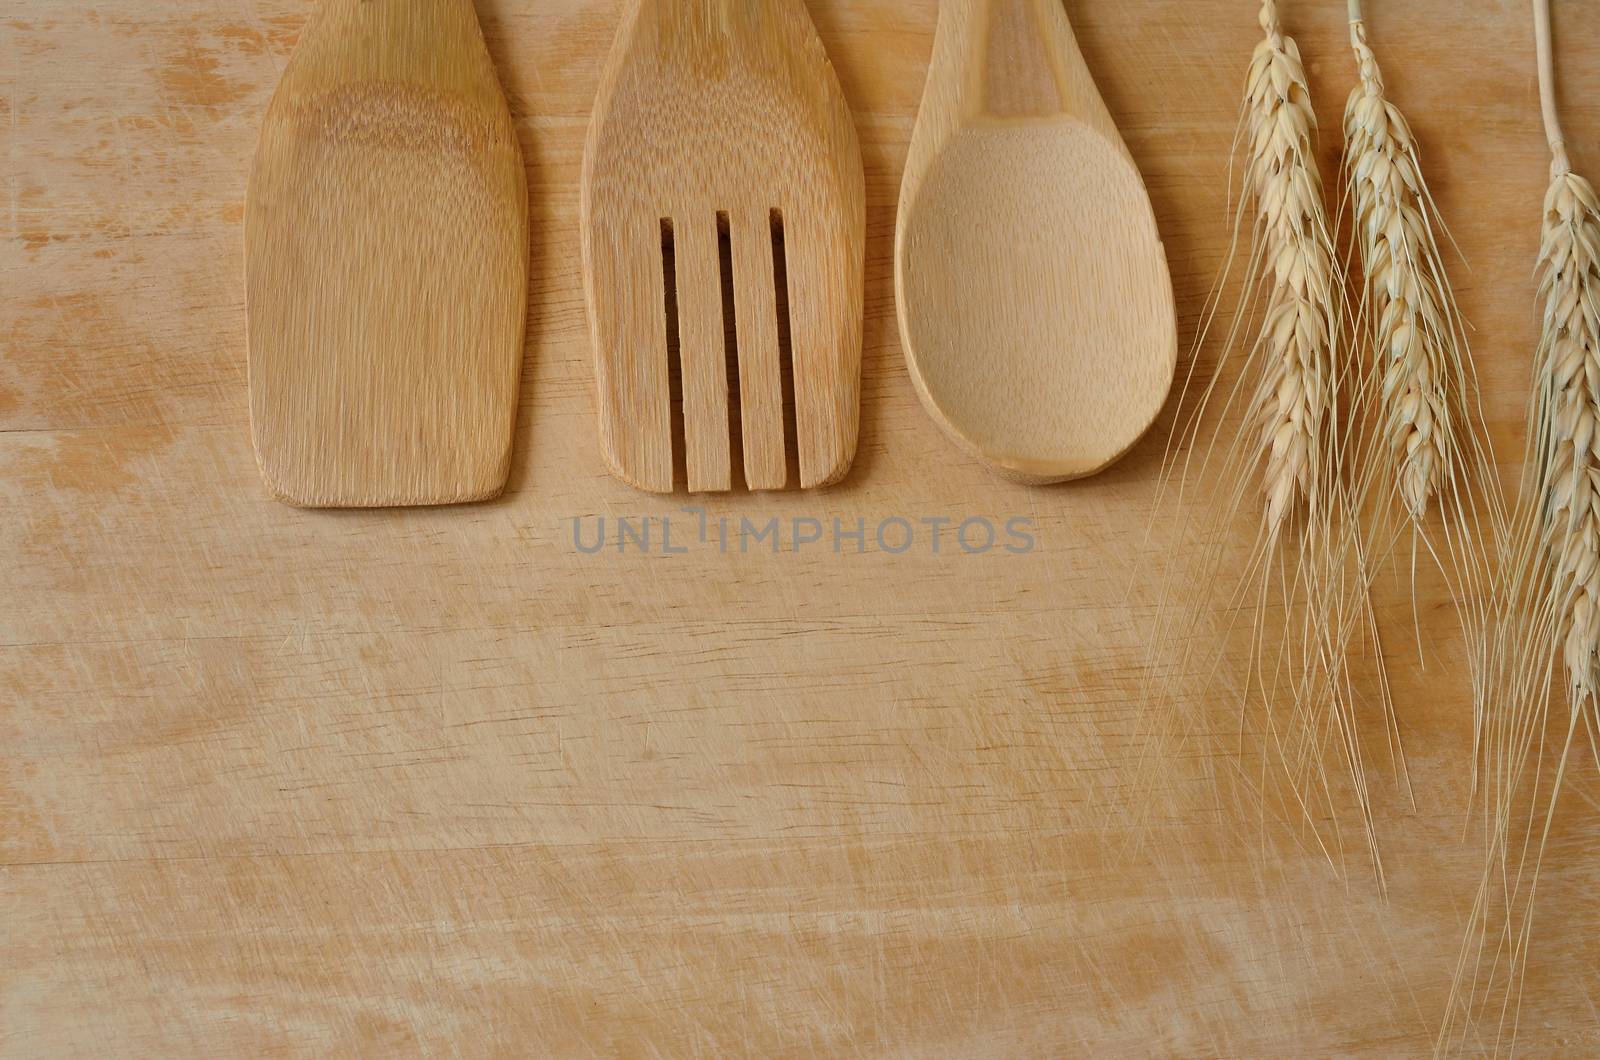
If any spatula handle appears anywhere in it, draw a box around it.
[289,0,498,97]
[628,0,809,56]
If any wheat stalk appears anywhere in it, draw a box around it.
[1238,0,1388,871]
[1130,0,1388,883]
[1441,1,1600,1052]
[1442,168,1600,1060]
[1341,2,1504,817]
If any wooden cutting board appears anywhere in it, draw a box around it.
[5,2,1600,1055]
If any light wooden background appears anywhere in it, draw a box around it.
[5,1,1600,1056]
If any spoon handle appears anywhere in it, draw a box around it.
[928,0,1125,151]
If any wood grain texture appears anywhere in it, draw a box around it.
[582,0,865,493]
[896,0,1176,483]
[246,0,529,507]
[5,1,1600,1056]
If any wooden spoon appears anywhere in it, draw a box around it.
[247,0,529,508]
[582,0,864,493]
[896,0,1176,483]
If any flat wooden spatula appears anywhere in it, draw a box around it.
[247,0,529,508]
[582,1,865,493]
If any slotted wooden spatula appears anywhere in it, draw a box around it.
[582,1,865,493]
[896,0,1176,483]
[247,0,529,508]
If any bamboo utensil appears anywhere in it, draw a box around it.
[246,0,529,508]
[895,0,1176,483]
[582,0,865,493]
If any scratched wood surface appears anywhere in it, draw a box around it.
[5,1,1600,1056]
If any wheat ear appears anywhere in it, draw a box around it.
[1249,0,1336,540]
[1538,173,1600,700]
[1344,9,1463,525]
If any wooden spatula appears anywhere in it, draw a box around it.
[896,0,1176,483]
[247,0,529,508]
[582,1,865,493]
